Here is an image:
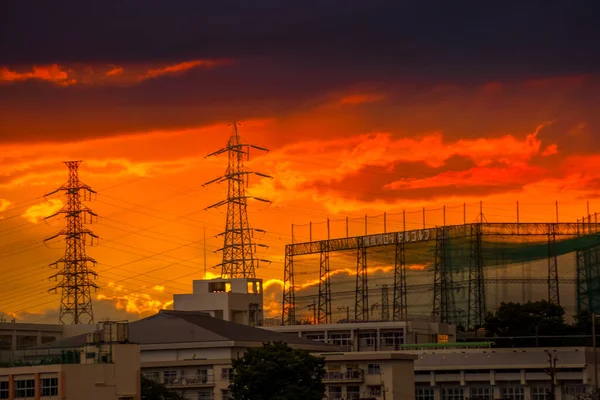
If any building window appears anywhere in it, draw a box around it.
[347,385,360,400]
[379,331,404,349]
[197,368,212,384]
[532,386,550,400]
[41,378,58,396]
[15,379,35,398]
[565,385,587,397]
[501,386,524,400]
[328,386,342,400]
[359,332,376,350]
[441,387,464,400]
[368,385,382,396]
[221,390,231,400]
[0,335,12,350]
[16,335,37,350]
[329,333,352,350]
[367,363,381,375]
[437,334,449,343]
[0,381,8,399]
[198,390,213,400]
[471,387,492,400]
[416,387,434,400]
[163,370,177,385]
[143,371,160,382]
[221,368,233,381]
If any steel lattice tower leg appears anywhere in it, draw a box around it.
[433,227,456,323]
[317,241,332,324]
[547,224,560,306]
[467,223,486,329]
[45,161,99,325]
[355,240,369,322]
[392,241,407,321]
[204,123,272,278]
[432,227,444,320]
[282,245,295,325]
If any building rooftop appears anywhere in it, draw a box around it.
[40,310,337,350]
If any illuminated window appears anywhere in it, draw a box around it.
[438,334,449,343]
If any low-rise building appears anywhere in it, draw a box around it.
[0,321,139,400]
[406,343,596,400]
[264,320,456,351]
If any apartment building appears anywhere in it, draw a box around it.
[0,321,139,400]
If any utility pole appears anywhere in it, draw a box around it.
[204,122,272,278]
[45,161,99,324]
[594,313,598,392]
[337,306,350,322]
[308,299,317,324]
[544,350,558,400]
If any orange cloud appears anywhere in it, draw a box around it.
[0,199,10,213]
[0,65,75,86]
[22,199,63,223]
[97,282,173,316]
[339,93,385,106]
[142,59,232,80]
[541,144,558,156]
[106,66,124,76]
[385,165,546,190]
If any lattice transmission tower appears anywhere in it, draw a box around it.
[45,161,99,324]
[204,122,272,278]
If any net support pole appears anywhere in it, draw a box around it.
[547,224,560,306]
[317,240,331,324]
[282,244,295,325]
[392,234,407,321]
[355,237,369,322]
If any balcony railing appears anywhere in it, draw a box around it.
[323,370,364,383]
[164,376,214,387]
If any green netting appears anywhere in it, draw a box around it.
[288,230,600,324]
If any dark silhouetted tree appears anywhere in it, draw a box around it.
[230,341,326,400]
[141,376,185,400]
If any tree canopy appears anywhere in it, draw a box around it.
[230,341,326,400]
[141,376,185,400]
[484,300,569,338]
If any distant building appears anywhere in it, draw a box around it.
[0,321,99,357]
[173,278,264,326]
[264,320,456,352]
[0,321,139,400]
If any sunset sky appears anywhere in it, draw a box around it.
[1,1,600,324]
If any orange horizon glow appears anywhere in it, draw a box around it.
[1,70,600,324]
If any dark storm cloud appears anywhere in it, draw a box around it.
[2,0,599,76]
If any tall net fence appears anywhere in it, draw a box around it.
[285,221,600,326]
